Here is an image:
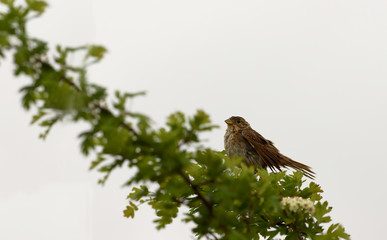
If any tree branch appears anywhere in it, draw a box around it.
[60,76,81,92]
[179,172,213,212]
[58,73,139,136]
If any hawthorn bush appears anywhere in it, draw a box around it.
[0,1,350,239]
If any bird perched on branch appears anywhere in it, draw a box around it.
[224,116,315,179]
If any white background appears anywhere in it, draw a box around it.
[1,0,386,239]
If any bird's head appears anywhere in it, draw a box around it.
[225,116,250,130]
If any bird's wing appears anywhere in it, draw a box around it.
[241,128,315,179]
[241,128,283,172]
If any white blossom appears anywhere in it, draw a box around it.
[281,196,315,214]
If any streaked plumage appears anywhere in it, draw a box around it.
[224,116,315,179]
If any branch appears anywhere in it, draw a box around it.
[179,172,230,238]
[95,105,138,136]
[179,172,213,212]
[60,76,81,92]
[58,74,139,136]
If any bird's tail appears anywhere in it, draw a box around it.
[282,156,315,179]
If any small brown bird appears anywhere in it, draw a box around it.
[224,116,315,179]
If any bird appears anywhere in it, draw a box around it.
[224,116,315,179]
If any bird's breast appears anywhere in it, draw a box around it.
[224,129,264,168]
[224,130,248,157]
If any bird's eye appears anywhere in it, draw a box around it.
[237,120,241,124]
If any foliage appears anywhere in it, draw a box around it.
[0,1,350,239]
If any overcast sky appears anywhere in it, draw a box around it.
[1,0,386,239]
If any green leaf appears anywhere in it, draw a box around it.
[123,203,136,218]
[26,0,48,14]
[314,223,350,240]
[300,182,323,201]
[167,111,186,129]
[89,154,105,170]
[86,45,107,60]
[150,200,179,229]
[0,0,15,6]
[30,109,46,125]
[314,201,332,223]
[128,185,149,201]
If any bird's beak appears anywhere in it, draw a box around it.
[225,119,233,125]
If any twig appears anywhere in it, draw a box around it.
[60,76,81,92]
[95,105,138,136]
[58,74,139,136]
[179,172,213,212]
